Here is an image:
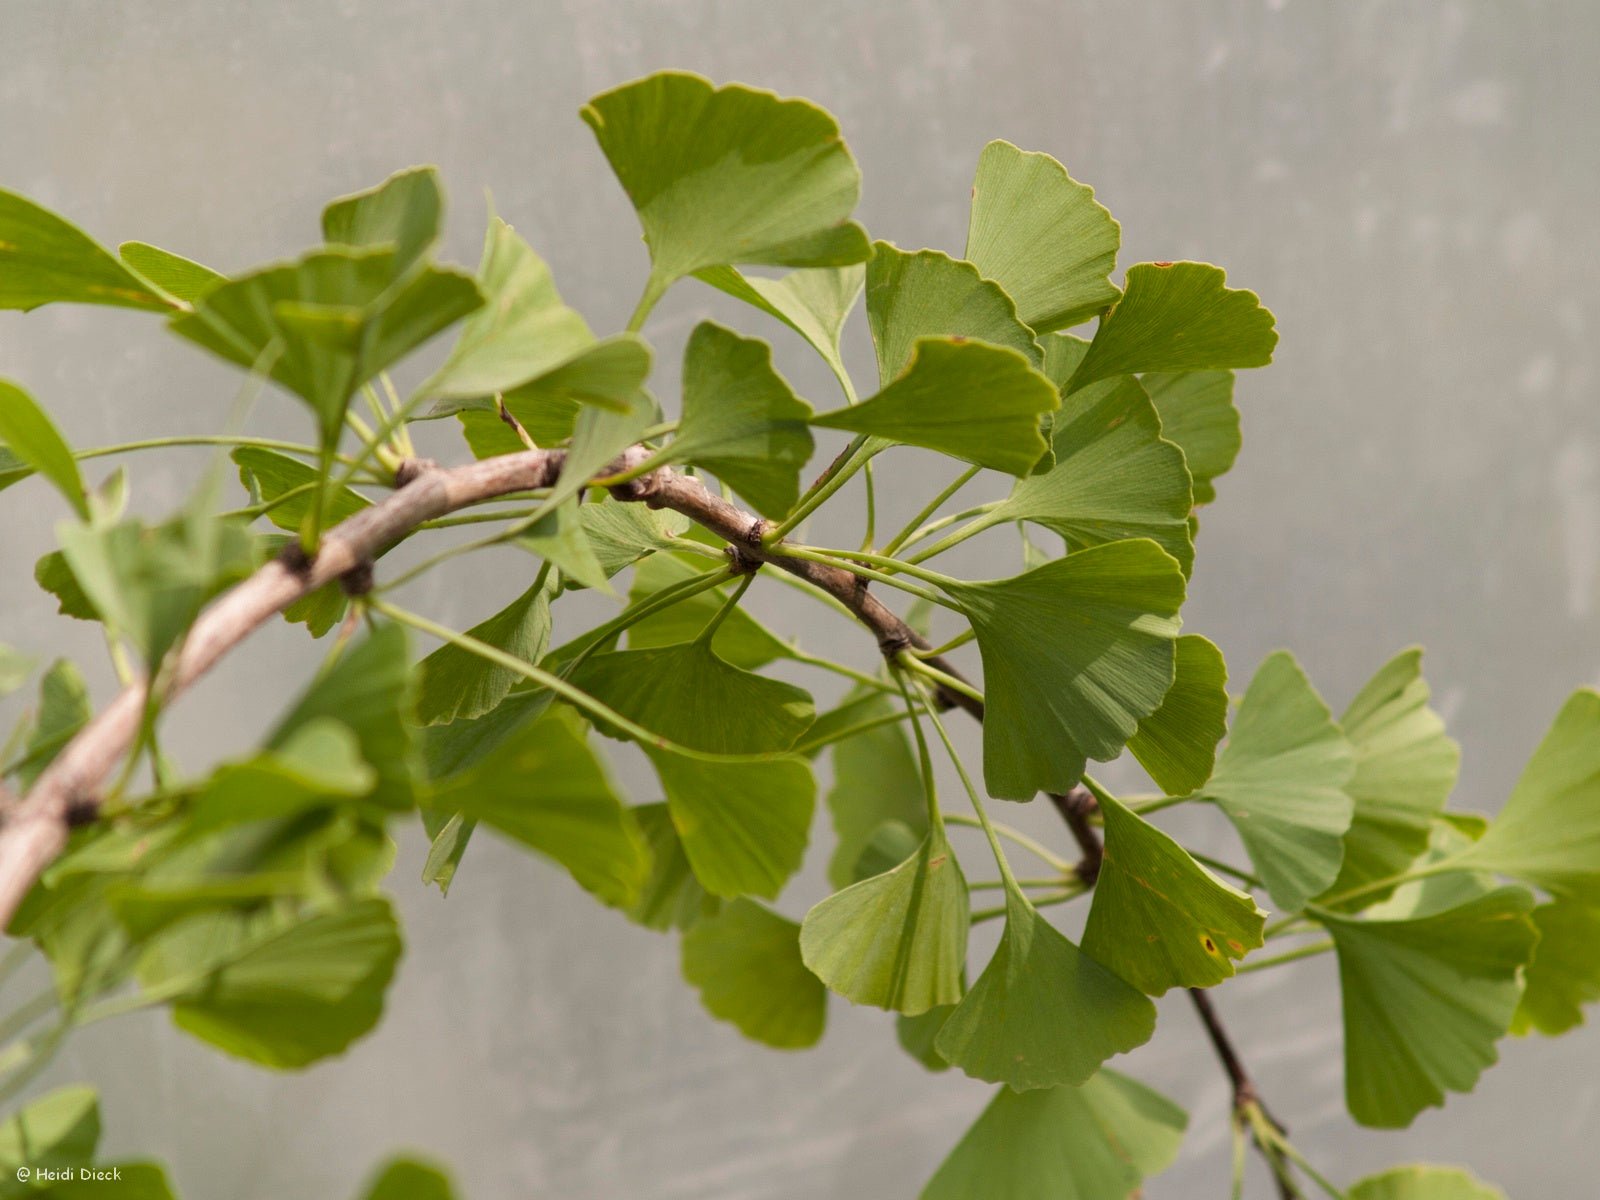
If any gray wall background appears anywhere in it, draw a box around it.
[2,1,1598,1196]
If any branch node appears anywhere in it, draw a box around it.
[63,796,100,829]
[339,558,376,597]
[276,540,315,578]
[393,457,438,489]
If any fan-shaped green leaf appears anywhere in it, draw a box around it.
[814,338,1057,477]
[120,240,224,304]
[1142,370,1239,505]
[0,1086,100,1172]
[187,719,374,832]
[1083,791,1265,995]
[572,641,813,754]
[169,246,482,442]
[821,690,927,889]
[1454,688,1600,902]
[269,625,417,810]
[695,264,864,381]
[418,215,607,404]
[664,321,814,517]
[896,1002,956,1072]
[865,243,1041,382]
[582,71,868,296]
[965,140,1120,334]
[1511,897,1600,1036]
[1320,887,1536,1128]
[428,708,648,908]
[13,659,91,787]
[358,1158,458,1200]
[625,553,791,669]
[1126,634,1228,796]
[1321,649,1460,905]
[628,802,719,931]
[0,379,89,518]
[682,899,825,1049]
[800,828,968,1015]
[57,508,257,667]
[141,898,403,1069]
[935,888,1156,1089]
[1199,651,1355,911]
[414,582,551,727]
[321,166,443,272]
[1068,262,1277,393]
[989,337,1193,572]
[0,188,170,312]
[232,447,370,532]
[921,1071,1186,1200]
[650,754,814,900]
[527,373,656,518]
[517,497,613,593]
[1347,1165,1508,1200]
[940,540,1185,800]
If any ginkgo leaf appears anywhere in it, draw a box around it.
[0,378,90,518]
[663,321,814,518]
[0,188,171,312]
[517,497,613,593]
[418,215,606,404]
[941,540,1185,800]
[1347,1165,1508,1200]
[964,140,1120,333]
[1083,791,1265,995]
[269,625,417,810]
[427,708,649,908]
[625,553,791,669]
[169,246,483,442]
[813,338,1057,477]
[935,888,1156,1089]
[13,659,91,787]
[1454,688,1600,902]
[568,496,689,577]
[322,166,443,272]
[358,1158,459,1200]
[1321,649,1460,905]
[1126,634,1228,796]
[988,336,1194,573]
[119,241,224,304]
[140,898,404,1069]
[0,1086,100,1171]
[571,642,814,754]
[232,446,370,532]
[1067,262,1277,393]
[1511,897,1600,1036]
[865,243,1041,382]
[921,1071,1186,1200]
[682,899,826,1049]
[57,507,257,667]
[1199,651,1355,911]
[651,754,814,900]
[695,263,864,381]
[820,689,927,889]
[414,580,552,726]
[897,1003,955,1073]
[628,802,719,931]
[1319,887,1536,1128]
[1142,370,1240,505]
[582,71,868,296]
[800,828,968,1015]
[526,376,656,517]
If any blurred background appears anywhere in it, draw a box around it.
[2,1,1597,1195]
